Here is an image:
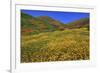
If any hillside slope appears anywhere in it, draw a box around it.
[65,18,89,29]
[21,12,89,35]
[21,13,61,35]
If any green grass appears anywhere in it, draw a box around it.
[21,28,89,63]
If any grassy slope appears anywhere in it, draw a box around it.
[21,12,89,35]
[21,13,61,35]
[21,28,89,63]
[64,18,89,29]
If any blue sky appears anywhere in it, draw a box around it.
[21,9,89,24]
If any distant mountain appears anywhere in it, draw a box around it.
[21,12,89,35]
[64,18,89,29]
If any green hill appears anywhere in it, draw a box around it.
[64,18,89,29]
[37,16,65,30]
[21,13,59,35]
[21,12,89,35]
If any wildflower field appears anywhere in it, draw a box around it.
[21,28,89,63]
